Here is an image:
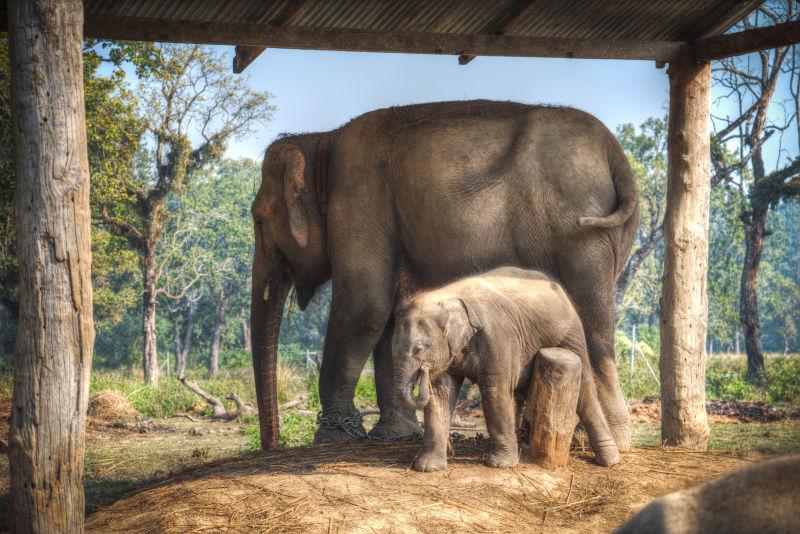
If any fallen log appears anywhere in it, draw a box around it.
[178,376,232,420]
[226,393,258,418]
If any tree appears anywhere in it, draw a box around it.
[153,159,260,377]
[7,0,94,529]
[614,118,667,324]
[99,44,273,385]
[0,39,146,360]
[712,1,800,383]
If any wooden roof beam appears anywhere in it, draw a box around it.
[82,16,682,63]
[693,19,800,61]
[233,0,313,73]
[458,0,545,65]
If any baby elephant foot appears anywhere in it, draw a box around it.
[486,448,519,469]
[593,440,621,467]
[413,451,447,472]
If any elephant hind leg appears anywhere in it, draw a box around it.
[559,261,631,451]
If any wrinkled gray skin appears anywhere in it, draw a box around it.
[615,455,800,534]
[250,100,638,447]
[393,267,620,472]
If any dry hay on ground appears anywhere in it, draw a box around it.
[628,396,799,424]
[88,390,141,421]
[86,437,751,533]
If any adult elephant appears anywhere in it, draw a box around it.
[250,100,638,449]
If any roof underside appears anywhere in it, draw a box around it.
[0,0,769,68]
[82,0,755,41]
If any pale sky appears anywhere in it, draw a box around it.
[218,46,798,172]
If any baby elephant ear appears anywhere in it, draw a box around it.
[444,298,482,356]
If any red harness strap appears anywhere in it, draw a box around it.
[315,138,329,214]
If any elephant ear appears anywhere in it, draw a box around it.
[443,298,482,357]
[281,145,309,248]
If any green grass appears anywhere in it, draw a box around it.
[245,373,377,450]
[86,362,312,419]
[616,338,800,407]
[632,421,800,455]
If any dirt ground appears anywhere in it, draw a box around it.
[2,394,800,532]
[84,440,751,533]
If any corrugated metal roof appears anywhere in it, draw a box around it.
[80,0,757,41]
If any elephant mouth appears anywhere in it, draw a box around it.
[402,366,431,410]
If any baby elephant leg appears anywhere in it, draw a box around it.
[479,380,519,468]
[414,373,463,472]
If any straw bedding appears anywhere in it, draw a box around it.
[86,437,750,533]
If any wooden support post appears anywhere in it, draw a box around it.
[660,46,711,449]
[524,348,581,468]
[7,0,94,531]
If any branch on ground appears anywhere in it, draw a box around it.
[177,376,232,419]
[226,392,258,418]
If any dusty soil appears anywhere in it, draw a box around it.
[84,440,752,533]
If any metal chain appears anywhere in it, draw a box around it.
[316,410,422,443]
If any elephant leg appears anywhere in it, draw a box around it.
[315,265,393,444]
[573,355,621,467]
[369,317,421,439]
[414,373,462,472]
[479,380,519,468]
[560,262,631,451]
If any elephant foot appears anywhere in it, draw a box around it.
[592,440,621,467]
[486,448,519,469]
[313,411,367,444]
[609,422,632,452]
[413,450,447,472]
[368,411,421,441]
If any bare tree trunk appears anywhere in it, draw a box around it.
[170,313,182,374]
[242,314,252,353]
[740,207,767,384]
[660,49,711,449]
[209,288,230,378]
[614,226,663,321]
[8,0,94,531]
[142,240,159,385]
[171,302,197,378]
[734,330,741,354]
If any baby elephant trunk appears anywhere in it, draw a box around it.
[402,366,431,410]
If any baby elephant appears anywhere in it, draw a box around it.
[392,266,620,472]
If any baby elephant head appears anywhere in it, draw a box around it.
[392,298,482,410]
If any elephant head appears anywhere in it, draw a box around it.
[250,138,331,448]
[392,298,482,410]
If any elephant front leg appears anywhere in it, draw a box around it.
[414,373,462,472]
[315,271,393,444]
[369,317,422,440]
[479,381,519,468]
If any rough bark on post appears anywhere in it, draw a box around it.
[7,0,94,531]
[660,47,711,449]
[524,348,581,468]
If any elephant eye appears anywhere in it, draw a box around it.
[412,344,425,356]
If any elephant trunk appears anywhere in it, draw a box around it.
[251,270,290,450]
[401,366,431,410]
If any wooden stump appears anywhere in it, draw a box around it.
[524,348,581,468]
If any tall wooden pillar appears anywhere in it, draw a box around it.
[7,0,95,532]
[660,47,711,449]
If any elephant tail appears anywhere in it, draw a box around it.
[579,142,638,229]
